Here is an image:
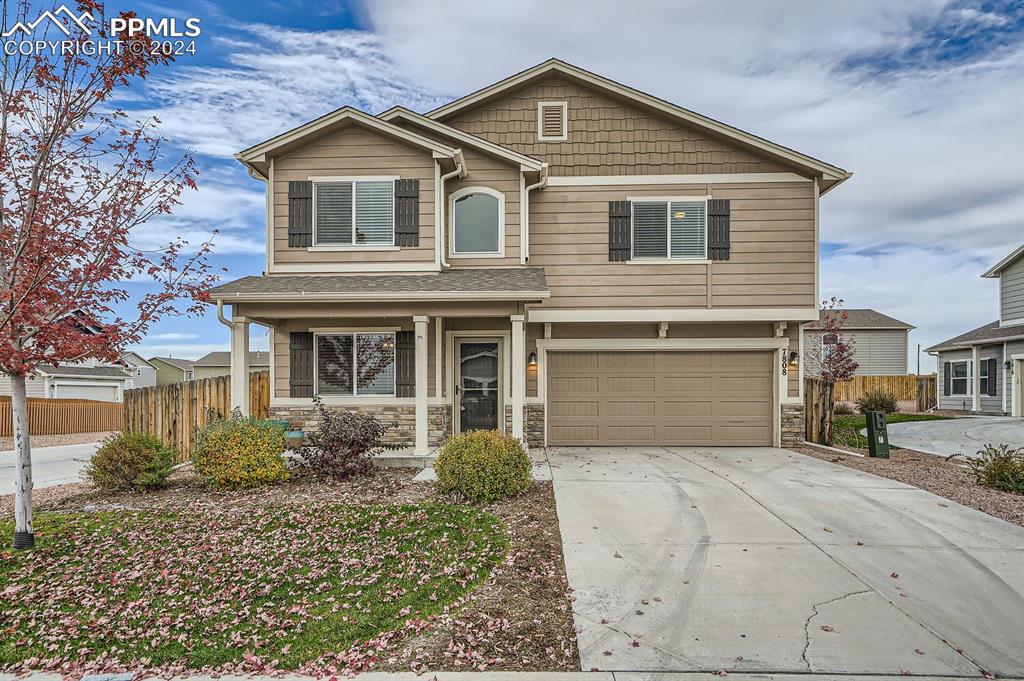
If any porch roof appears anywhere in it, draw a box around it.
[209,267,549,302]
[927,320,1024,353]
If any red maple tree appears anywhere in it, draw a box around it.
[811,297,859,384]
[1,1,217,548]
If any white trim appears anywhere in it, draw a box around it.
[435,317,444,399]
[269,326,276,401]
[269,261,441,274]
[266,157,274,272]
[537,101,568,141]
[511,315,526,442]
[527,307,819,323]
[1003,341,1009,413]
[309,326,402,333]
[546,172,811,186]
[426,60,848,183]
[982,243,1024,278]
[1000,317,1024,328]
[312,330,397,398]
[1011,354,1024,418]
[379,107,545,171]
[972,346,981,411]
[448,186,506,258]
[310,177,397,248]
[627,194,712,202]
[414,316,430,455]
[272,396,416,407]
[630,197,708,261]
[214,290,550,303]
[625,258,711,266]
[519,173,527,265]
[813,177,820,307]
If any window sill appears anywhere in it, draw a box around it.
[308,245,400,252]
[449,252,505,259]
[625,258,711,265]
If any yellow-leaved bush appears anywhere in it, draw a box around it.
[434,430,531,503]
[191,415,289,489]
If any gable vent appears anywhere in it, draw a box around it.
[538,101,567,141]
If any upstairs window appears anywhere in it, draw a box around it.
[632,199,707,260]
[537,101,567,141]
[316,332,396,397]
[451,187,504,256]
[313,179,394,246]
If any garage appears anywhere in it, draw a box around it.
[546,350,775,446]
[53,382,121,402]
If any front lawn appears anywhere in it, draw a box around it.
[833,412,952,449]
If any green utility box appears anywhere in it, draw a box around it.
[865,411,890,458]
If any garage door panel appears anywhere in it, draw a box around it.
[547,350,774,447]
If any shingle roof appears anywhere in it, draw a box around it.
[194,351,271,367]
[149,356,195,371]
[209,268,549,299]
[805,308,914,330]
[37,365,130,378]
[927,320,1024,353]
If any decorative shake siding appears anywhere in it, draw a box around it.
[272,125,435,268]
[1000,258,1024,323]
[804,329,909,377]
[443,76,787,176]
[445,147,522,267]
[528,181,814,309]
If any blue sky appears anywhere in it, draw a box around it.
[81,0,1022,371]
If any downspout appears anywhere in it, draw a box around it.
[436,149,466,270]
[521,163,549,265]
[217,299,233,329]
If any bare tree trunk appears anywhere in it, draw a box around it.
[11,372,34,549]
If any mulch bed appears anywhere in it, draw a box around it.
[0,467,579,677]
[796,445,1024,528]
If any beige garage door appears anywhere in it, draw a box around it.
[546,350,774,446]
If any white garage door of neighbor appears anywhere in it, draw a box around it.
[546,350,775,446]
[54,383,120,402]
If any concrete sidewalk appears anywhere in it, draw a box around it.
[886,416,1024,458]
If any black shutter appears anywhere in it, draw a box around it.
[943,361,951,397]
[395,330,415,397]
[988,357,998,396]
[289,332,314,397]
[708,198,731,260]
[394,179,420,247]
[608,201,631,261]
[288,181,313,247]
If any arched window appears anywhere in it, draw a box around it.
[450,187,504,256]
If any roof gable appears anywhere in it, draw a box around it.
[428,59,850,192]
[806,308,915,330]
[982,242,1024,278]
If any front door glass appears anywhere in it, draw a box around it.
[459,341,499,432]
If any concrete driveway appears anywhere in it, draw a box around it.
[545,446,1024,678]
[887,416,1024,458]
[0,442,99,494]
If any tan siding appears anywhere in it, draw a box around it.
[446,147,522,266]
[444,76,788,176]
[529,182,814,309]
[272,126,435,268]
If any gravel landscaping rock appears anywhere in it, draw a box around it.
[0,431,114,452]
[796,445,1024,527]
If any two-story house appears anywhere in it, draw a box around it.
[928,243,1024,416]
[209,59,850,452]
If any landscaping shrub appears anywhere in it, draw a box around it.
[855,388,900,414]
[192,413,289,489]
[298,396,396,478]
[435,430,531,503]
[966,443,1024,494]
[84,432,174,492]
[833,401,854,416]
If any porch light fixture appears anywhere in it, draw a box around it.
[788,351,800,367]
[528,351,538,368]
[1005,360,1013,371]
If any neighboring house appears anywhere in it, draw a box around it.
[192,351,270,380]
[121,351,158,388]
[149,357,195,385]
[209,58,850,451]
[803,309,914,377]
[0,361,131,402]
[927,243,1024,415]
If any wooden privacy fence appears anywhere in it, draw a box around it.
[833,375,936,403]
[122,371,270,460]
[0,396,123,437]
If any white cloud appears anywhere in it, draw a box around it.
[148,332,200,340]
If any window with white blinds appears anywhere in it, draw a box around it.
[631,199,708,260]
[316,332,396,397]
[313,179,394,246]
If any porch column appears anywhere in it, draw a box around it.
[230,317,250,416]
[971,345,981,412]
[511,314,525,443]
[414,316,429,455]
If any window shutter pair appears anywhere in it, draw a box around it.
[289,330,417,398]
[607,199,730,261]
[286,180,419,247]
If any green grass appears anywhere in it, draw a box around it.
[833,412,952,449]
[0,502,506,672]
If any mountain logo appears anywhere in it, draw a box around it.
[3,4,94,37]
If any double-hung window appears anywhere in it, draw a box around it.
[632,198,707,260]
[950,360,969,395]
[316,332,396,397]
[979,359,989,395]
[313,178,395,246]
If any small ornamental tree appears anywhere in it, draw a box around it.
[1,1,217,548]
[807,297,859,444]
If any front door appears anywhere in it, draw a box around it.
[456,339,501,433]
